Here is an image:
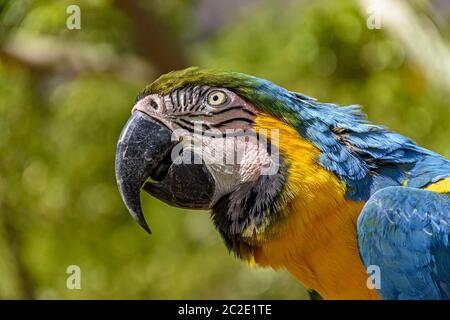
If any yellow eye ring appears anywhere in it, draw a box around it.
[207,90,227,106]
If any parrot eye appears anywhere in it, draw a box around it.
[207,90,227,106]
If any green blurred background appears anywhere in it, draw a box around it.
[1,0,449,299]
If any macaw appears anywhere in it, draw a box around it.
[115,67,450,300]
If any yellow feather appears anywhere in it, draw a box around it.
[245,113,379,300]
[425,178,450,193]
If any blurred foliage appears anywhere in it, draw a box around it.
[0,0,449,299]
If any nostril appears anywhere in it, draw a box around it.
[150,99,158,110]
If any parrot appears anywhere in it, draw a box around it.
[115,67,450,300]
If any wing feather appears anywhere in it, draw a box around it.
[357,186,450,299]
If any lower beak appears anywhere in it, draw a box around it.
[115,112,176,234]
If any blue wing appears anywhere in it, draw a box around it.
[357,186,450,299]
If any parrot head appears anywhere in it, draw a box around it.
[115,66,359,257]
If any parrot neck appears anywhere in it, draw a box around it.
[249,146,380,298]
[252,190,380,299]
[233,113,380,299]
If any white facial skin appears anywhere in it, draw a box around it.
[133,87,275,206]
[182,130,274,205]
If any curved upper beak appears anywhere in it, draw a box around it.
[115,109,216,234]
[115,111,176,234]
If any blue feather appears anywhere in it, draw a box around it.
[248,80,450,200]
[357,187,450,299]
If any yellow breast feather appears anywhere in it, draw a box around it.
[247,113,379,300]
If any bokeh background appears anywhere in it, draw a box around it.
[1,0,450,299]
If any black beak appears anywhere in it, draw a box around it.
[115,112,176,234]
[115,111,215,234]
